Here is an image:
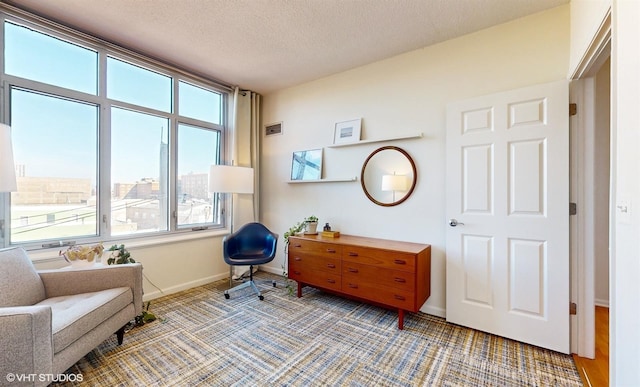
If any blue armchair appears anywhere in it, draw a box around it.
[222,222,278,300]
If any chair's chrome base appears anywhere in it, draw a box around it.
[223,265,276,301]
[224,279,264,300]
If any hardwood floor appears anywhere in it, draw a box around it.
[572,306,609,386]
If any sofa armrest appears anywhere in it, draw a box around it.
[0,306,53,380]
[38,263,143,315]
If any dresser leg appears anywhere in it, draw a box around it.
[297,282,302,298]
[398,309,405,330]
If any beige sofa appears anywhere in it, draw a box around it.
[0,247,142,386]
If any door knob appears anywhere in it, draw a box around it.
[449,219,464,227]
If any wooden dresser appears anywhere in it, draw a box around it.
[287,234,431,329]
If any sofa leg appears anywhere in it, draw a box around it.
[116,326,126,345]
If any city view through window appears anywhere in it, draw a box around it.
[3,20,225,245]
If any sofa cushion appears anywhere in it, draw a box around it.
[0,247,46,307]
[36,287,133,353]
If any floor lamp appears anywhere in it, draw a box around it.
[209,165,254,288]
[0,124,17,240]
[381,173,408,202]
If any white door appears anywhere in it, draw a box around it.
[445,80,569,353]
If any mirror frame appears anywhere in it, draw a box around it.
[360,146,417,207]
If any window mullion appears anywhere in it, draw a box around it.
[168,77,179,232]
[98,47,110,237]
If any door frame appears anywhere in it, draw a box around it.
[569,11,611,358]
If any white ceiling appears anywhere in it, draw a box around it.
[4,0,568,94]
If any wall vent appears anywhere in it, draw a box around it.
[265,122,282,136]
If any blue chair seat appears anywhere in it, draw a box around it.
[222,222,278,300]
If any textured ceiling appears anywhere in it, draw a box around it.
[4,0,568,94]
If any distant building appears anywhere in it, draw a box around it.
[113,178,161,200]
[179,173,209,201]
[13,177,91,205]
[124,201,163,231]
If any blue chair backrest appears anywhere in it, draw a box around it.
[223,222,278,259]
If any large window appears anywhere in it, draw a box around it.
[1,17,228,249]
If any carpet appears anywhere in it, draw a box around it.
[56,273,582,386]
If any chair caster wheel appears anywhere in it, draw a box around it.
[224,293,230,299]
[259,295,264,301]
[272,281,276,287]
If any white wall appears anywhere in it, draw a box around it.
[610,0,640,384]
[260,6,569,317]
[569,0,612,77]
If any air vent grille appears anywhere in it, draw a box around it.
[265,122,282,136]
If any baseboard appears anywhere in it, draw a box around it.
[595,298,610,308]
[421,305,446,318]
[259,266,284,276]
[142,273,227,301]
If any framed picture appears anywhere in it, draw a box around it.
[290,149,323,181]
[333,118,362,144]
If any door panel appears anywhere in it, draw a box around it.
[509,238,545,316]
[462,234,493,306]
[446,80,569,353]
[463,145,493,214]
[509,139,545,215]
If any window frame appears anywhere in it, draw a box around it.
[0,9,232,251]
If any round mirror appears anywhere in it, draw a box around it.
[360,146,417,207]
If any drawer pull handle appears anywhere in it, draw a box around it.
[348,252,358,257]
[394,277,406,283]
[348,283,358,289]
[394,259,407,265]
[327,279,336,284]
[326,248,336,253]
[394,295,406,301]
[348,268,359,273]
[293,244,302,248]
[327,263,336,268]
[293,270,301,275]
[294,257,302,261]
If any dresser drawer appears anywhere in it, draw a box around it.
[342,246,416,273]
[288,238,342,257]
[289,253,341,273]
[341,279,415,311]
[288,267,341,292]
[342,262,415,291]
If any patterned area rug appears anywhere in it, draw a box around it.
[57,273,582,386]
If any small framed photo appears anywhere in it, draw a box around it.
[291,149,323,181]
[333,118,362,144]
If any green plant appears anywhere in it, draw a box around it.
[304,215,318,223]
[106,244,135,265]
[134,301,157,326]
[282,221,305,295]
[281,215,319,295]
[283,222,305,249]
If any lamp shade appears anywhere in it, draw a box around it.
[209,165,254,194]
[0,123,17,192]
[381,174,408,192]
